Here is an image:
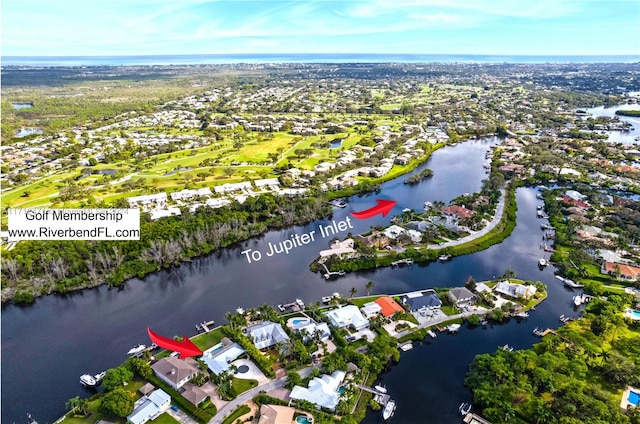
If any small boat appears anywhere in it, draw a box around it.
[382,399,396,420]
[236,307,245,314]
[439,254,452,262]
[459,402,472,415]
[447,323,461,333]
[538,258,547,267]
[573,295,582,306]
[80,371,105,387]
[399,342,413,351]
[514,311,529,318]
[374,384,387,394]
[127,344,146,356]
[501,344,514,352]
[296,298,305,309]
[424,201,433,210]
[321,296,332,304]
[427,329,437,338]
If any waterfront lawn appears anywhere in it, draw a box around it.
[150,413,180,424]
[350,296,380,307]
[231,377,258,397]
[221,404,251,424]
[192,327,226,351]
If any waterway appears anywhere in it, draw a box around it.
[1,138,582,423]
[584,104,640,144]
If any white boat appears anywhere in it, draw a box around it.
[447,324,461,333]
[459,402,472,415]
[80,374,97,386]
[80,371,105,387]
[296,298,305,309]
[539,258,547,267]
[400,342,413,351]
[127,344,146,356]
[321,296,332,304]
[427,329,437,338]
[382,399,396,420]
[439,254,452,262]
[573,295,582,306]
[374,384,387,394]
[514,311,529,318]
[501,344,514,352]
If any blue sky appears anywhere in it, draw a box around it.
[2,0,639,56]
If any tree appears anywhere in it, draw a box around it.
[99,388,134,417]
[502,269,516,279]
[285,370,302,389]
[101,366,133,391]
[66,396,89,415]
[350,287,357,298]
[465,276,477,291]
[125,357,152,379]
[366,280,375,295]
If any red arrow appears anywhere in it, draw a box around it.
[147,327,203,359]
[350,199,397,219]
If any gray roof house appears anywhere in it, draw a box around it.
[247,321,290,350]
[401,291,442,311]
[448,287,477,306]
[151,357,199,390]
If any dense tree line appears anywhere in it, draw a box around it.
[2,193,330,303]
[465,295,640,424]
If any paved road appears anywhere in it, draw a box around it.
[427,188,506,249]
[209,377,287,424]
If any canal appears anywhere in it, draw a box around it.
[1,138,581,423]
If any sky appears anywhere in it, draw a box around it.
[2,0,640,57]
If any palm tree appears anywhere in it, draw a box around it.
[366,281,375,296]
[350,287,357,298]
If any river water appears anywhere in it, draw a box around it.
[584,104,640,144]
[1,138,581,423]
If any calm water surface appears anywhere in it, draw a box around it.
[1,138,581,423]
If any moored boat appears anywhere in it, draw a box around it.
[374,384,387,394]
[127,344,146,356]
[447,323,461,333]
[459,402,472,415]
[427,329,437,338]
[438,254,452,262]
[382,399,396,420]
[538,258,547,267]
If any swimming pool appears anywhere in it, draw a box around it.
[629,390,640,406]
[338,385,346,394]
[295,416,312,424]
[632,310,640,319]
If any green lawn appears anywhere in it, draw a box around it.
[221,404,251,424]
[191,327,226,351]
[150,413,180,424]
[231,377,258,397]
[350,296,381,307]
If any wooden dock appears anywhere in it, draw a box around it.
[391,258,414,267]
[463,412,492,424]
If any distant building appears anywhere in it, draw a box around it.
[602,261,640,281]
[442,205,474,220]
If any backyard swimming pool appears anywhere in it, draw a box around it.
[629,390,640,406]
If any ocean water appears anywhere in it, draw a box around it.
[2,54,639,67]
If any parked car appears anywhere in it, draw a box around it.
[171,405,179,412]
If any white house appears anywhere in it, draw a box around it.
[201,341,246,375]
[127,389,171,424]
[360,302,382,319]
[151,357,199,390]
[326,305,369,330]
[128,192,167,208]
[248,321,290,350]
[289,371,346,410]
[494,281,537,299]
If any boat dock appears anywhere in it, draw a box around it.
[357,385,391,406]
[391,258,414,267]
[196,320,215,333]
[398,341,413,351]
[320,263,346,279]
[463,412,492,424]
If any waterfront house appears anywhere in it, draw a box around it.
[201,339,245,375]
[326,305,370,330]
[287,317,331,342]
[289,370,346,411]
[127,389,171,424]
[360,301,383,319]
[258,404,296,424]
[401,290,442,312]
[247,321,290,350]
[602,261,640,281]
[151,357,199,390]
[494,281,537,299]
[448,287,477,306]
[441,205,474,220]
[374,296,405,317]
